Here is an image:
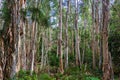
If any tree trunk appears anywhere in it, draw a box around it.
[99,0,103,69]
[21,0,27,70]
[92,0,96,69]
[102,0,113,80]
[94,1,100,67]
[30,21,36,75]
[75,0,81,67]
[2,0,18,79]
[58,0,64,74]
[65,0,70,69]
[0,37,4,80]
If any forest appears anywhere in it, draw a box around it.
[0,0,120,80]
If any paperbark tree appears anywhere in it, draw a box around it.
[91,0,96,69]
[29,0,38,75]
[65,0,70,69]
[58,0,64,74]
[102,0,113,80]
[75,0,81,67]
[0,36,4,80]
[30,21,36,75]
[1,0,27,79]
[99,0,103,69]
[20,0,27,70]
[2,0,17,79]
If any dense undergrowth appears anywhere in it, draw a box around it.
[10,67,101,80]
[10,70,120,80]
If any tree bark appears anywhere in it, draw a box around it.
[21,0,27,70]
[30,21,36,75]
[65,0,70,69]
[0,37,4,80]
[99,0,103,69]
[92,0,96,69]
[102,0,113,80]
[2,0,18,79]
[75,0,81,67]
[58,0,64,74]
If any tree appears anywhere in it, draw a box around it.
[58,0,64,74]
[1,0,18,79]
[91,0,97,69]
[65,0,70,69]
[102,0,113,80]
[75,0,81,67]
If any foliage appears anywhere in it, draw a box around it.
[85,76,100,80]
[1,0,11,22]
[10,70,56,80]
[27,7,50,27]
[1,0,11,31]
[48,51,59,67]
[109,1,120,75]
[20,8,27,22]
[10,70,38,80]
[109,31,120,75]
[53,65,100,80]
[38,73,55,80]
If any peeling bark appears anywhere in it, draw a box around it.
[102,0,113,80]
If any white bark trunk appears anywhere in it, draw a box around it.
[22,22,26,70]
[30,21,36,75]
[75,0,81,66]
[65,0,70,69]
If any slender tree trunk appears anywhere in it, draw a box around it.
[26,19,31,70]
[82,16,87,65]
[21,0,27,70]
[99,1,103,69]
[92,0,96,69]
[58,0,64,74]
[30,21,36,75]
[0,37,4,80]
[21,22,26,70]
[75,0,81,67]
[0,66,3,80]
[95,0,100,61]
[65,0,70,69]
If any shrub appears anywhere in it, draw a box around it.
[10,70,38,80]
[38,73,55,80]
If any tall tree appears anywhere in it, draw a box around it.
[75,0,81,66]
[91,0,96,69]
[21,0,27,70]
[102,0,112,80]
[99,0,103,69]
[58,0,64,74]
[65,0,70,69]
[2,0,18,79]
